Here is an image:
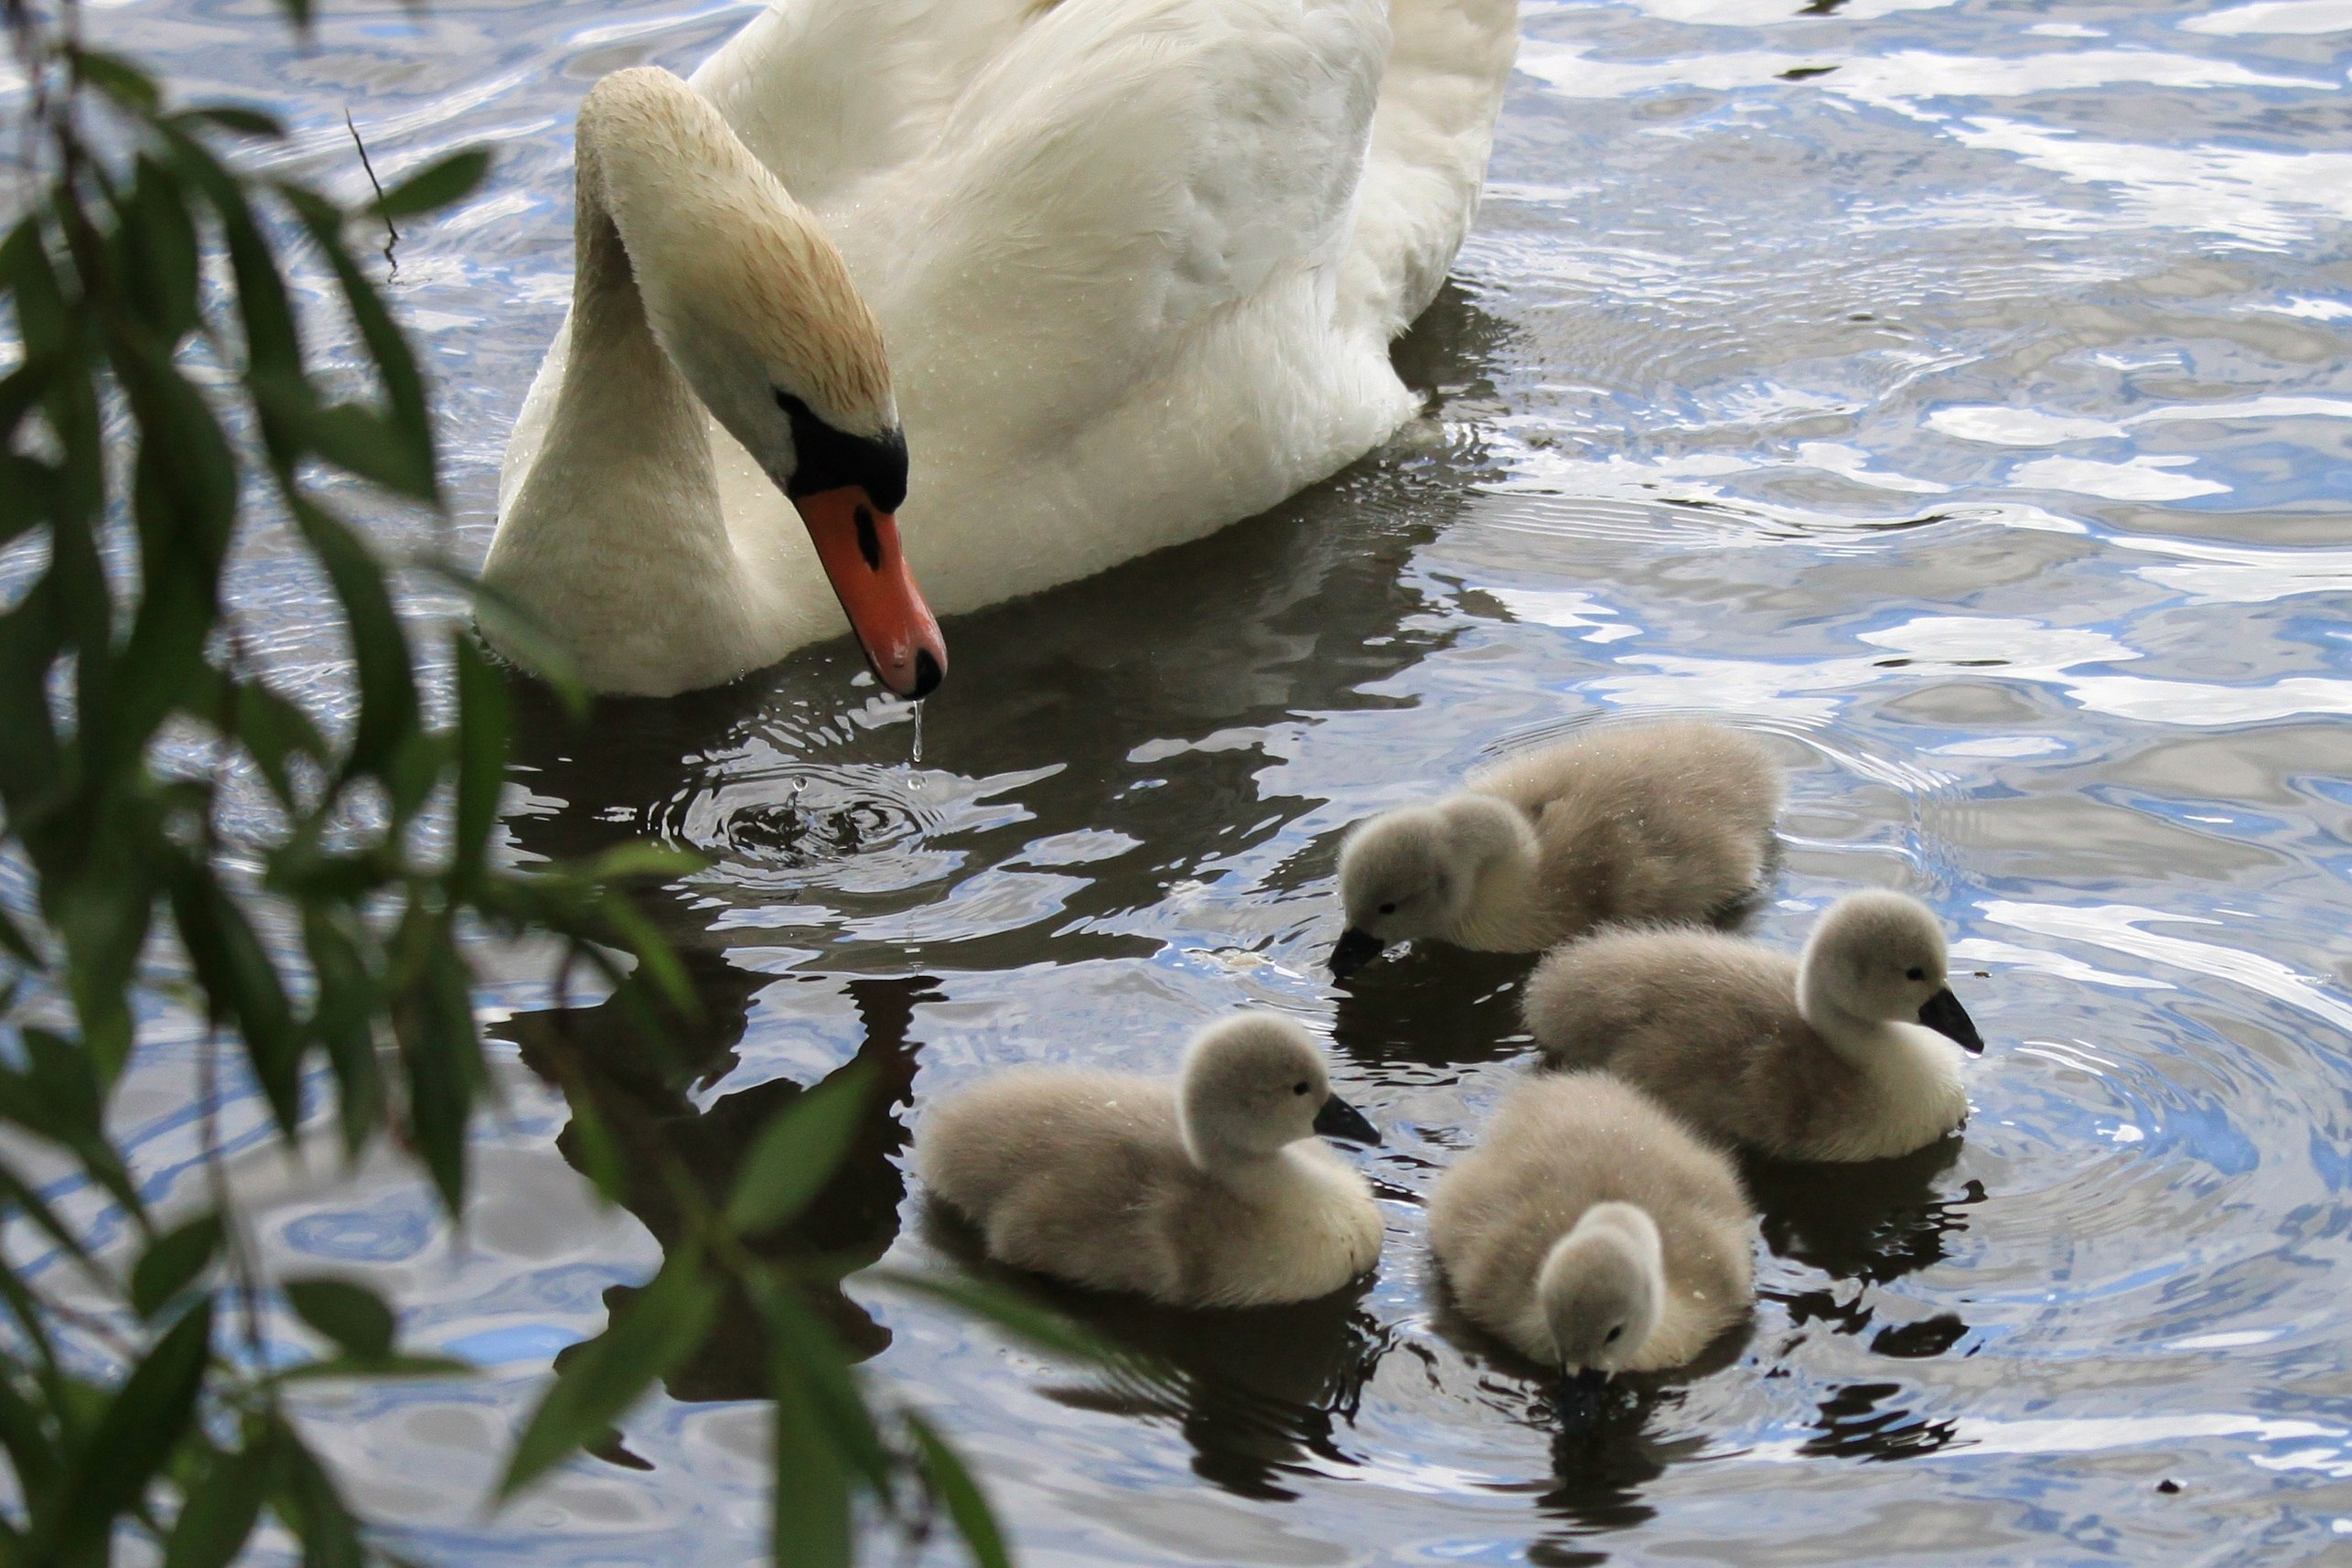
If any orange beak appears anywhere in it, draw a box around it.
[792,486,947,699]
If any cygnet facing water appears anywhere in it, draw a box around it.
[1522,889,1987,1162]
[1332,720,1783,978]
[916,1013,1384,1308]
[1429,1072,1754,1379]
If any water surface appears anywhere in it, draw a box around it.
[50,0,2352,1563]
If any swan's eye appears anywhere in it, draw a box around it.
[1293,1081,1310,1095]
[1604,1325,1623,1344]
[1906,966,1926,981]
[1378,901,1398,916]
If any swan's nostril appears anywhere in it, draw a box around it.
[910,647,943,699]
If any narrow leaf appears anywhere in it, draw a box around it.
[163,1436,272,1568]
[907,1411,1011,1568]
[177,104,285,138]
[727,1063,870,1235]
[865,1270,1116,1368]
[34,1298,213,1563]
[450,631,509,895]
[369,150,489,219]
[283,1276,395,1360]
[498,1254,719,1498]
[771,1355,850,1568]
[131,1213,224,1318]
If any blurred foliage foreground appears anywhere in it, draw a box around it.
[0,3,1097,1563]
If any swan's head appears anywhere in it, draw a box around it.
[1177,1013,1380,1163]
[581,68,945,699]
[1332,794,1532,977]
[1799,891,1983,1053]
[1537,1202,1663,1380]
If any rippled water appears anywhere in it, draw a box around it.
[41,0,2352,1563]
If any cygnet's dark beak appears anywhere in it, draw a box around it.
[1330,928,1386,980]
[1918,986,1984,1054]
[1313,1093,1381,1146]
[1569,1365,1610,1393]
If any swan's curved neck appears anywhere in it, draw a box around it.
[489,127,750,671]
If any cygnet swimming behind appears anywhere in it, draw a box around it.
[1428,1071,1754,1378]
[1522,889,1986,1162]
[1332,720,1782,977]
[916,1013,1384,1308]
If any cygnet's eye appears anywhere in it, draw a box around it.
[1604,1325,1624,1344]
[1377,901,1398,916]
[1293,1081,1310,1095]
[1906,966,1926,981]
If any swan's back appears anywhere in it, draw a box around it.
[1471,721,1783,934]
[1430,1072,1753,1370]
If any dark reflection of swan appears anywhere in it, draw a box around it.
[1329,947,1534,1069]
[1798,1379,1963,1462]
[499,953,940,1403]
[1741,1142,1978,1465]
[918,1204,1386,1500]
[1745,1139,1983,1348]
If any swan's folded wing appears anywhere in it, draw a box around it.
[847,0,1391,452]
[1339,0,1519,338]
[691,0,1060,214]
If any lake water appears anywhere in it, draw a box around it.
[48,0,2352,1563]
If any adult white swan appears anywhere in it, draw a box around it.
[484,0,1520,698]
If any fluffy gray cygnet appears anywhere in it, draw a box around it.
[1331,720,1783,978]
[916,1013,1385,1307]
[1521,889,1987,1162]
[1428,1071,1755,1378]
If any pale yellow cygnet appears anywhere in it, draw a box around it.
[1429,1071,1755,1377]
[1333,720,1783,977]
[917,1013,1384,1308]
[1522,889,1986,1162]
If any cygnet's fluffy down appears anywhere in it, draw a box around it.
[1429,1072,1754,1375]
[916,1014,1384,1308]
[1522,890,1987,1162]
[1332,720,1783,977]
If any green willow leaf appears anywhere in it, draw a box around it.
[32,1298,212,1563]
[162,1435,272,1568]
[451,631,510,895]
[167,863,305,1135]
[368,150,490,220]
[746,1275,891,1499]
[0,1371,60,1503]
[270,1423,364,1568]
[906,1412,1011,1568]
[288,497,418,780]
[865,1269,1119,1369]
[395,936,481,1215]
[130,1212,224,1319]
[283,1277,395,1361]
[727,1063,871,1236]
[176,104,285,138]
[771,1356,850,1568]
[274,1352,468,1385]
[498,1253,720,1498]
[71,48,160,112]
